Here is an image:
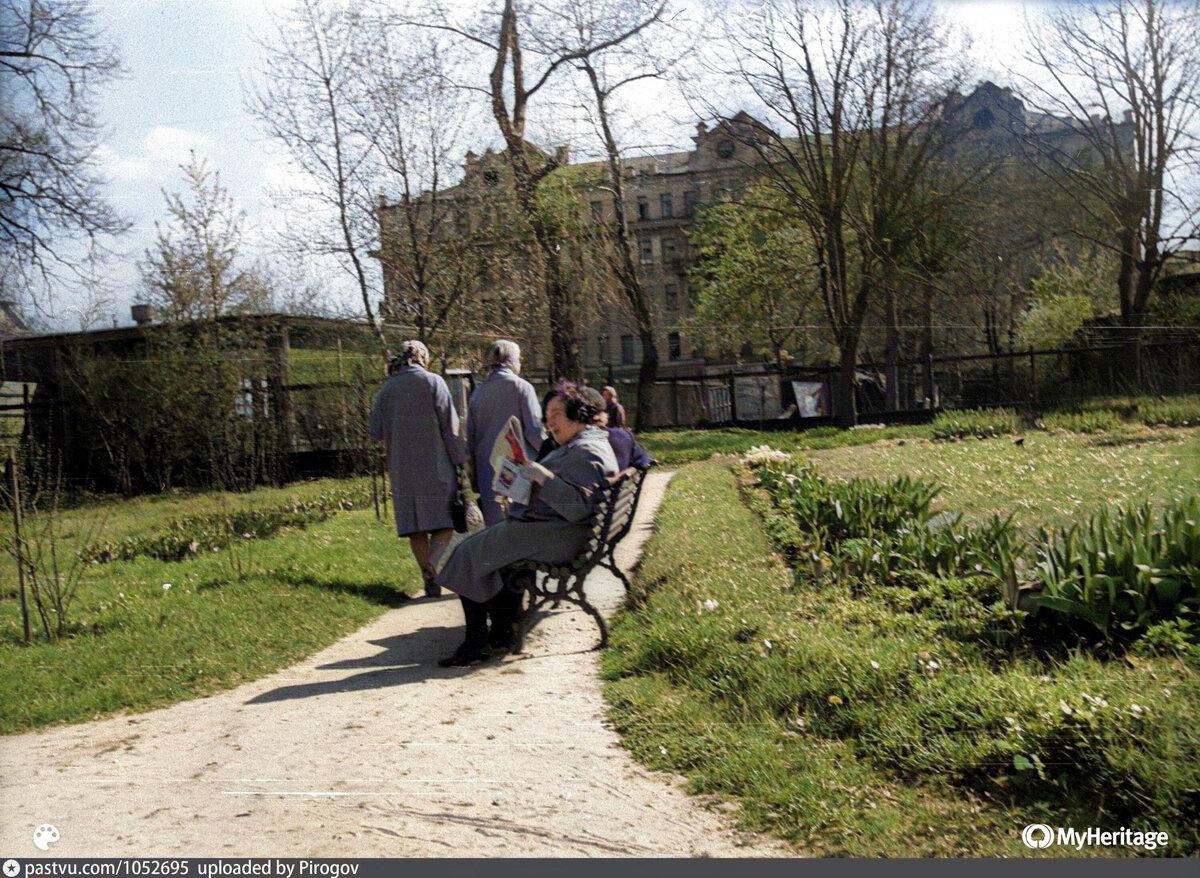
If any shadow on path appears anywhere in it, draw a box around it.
[245,613,481,704]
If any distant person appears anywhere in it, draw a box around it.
[582,387,652,470]
[465,339,545,649]
[369,340,466,598]
[602,385,626,429]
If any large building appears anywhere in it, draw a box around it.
[374,82,1142,377]
[375,112,774,375]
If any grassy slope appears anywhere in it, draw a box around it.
[1,507,415,734]
[806,430,1200,529]
[604,452,1199,857]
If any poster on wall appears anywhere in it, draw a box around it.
[792,381,827,417]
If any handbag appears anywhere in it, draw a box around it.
[451,490,469,533]
[452,465,484,534]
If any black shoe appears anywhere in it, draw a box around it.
[423,570,442,599]
[437,642,492,667]
[489,625,515,651]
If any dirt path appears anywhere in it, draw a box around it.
[1,471,795,858]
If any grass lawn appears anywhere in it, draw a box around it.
[604,429,1200,857]
[806,429,1200,529]
[1,486,416,734]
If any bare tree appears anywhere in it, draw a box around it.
[0,0,127,314]
[551,0,679,427]
[246,0,389,361]
[1019,0,1200,368]
[714,0,968,424]
[402,0,676,381]
[140,152,268,321]
[364,26,489,348]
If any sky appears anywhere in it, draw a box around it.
[48,0,1043,331]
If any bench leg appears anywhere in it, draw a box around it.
[600,550,633,594]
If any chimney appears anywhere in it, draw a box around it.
[131,304,153,326]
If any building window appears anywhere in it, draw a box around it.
[660,192,673,218]
[639,236,654,265]
[668,332,682,361]
[621,334,635,365]
[637,197,649,220]
[664,283,678,311]
[662,237,679,272]
[590,200,604,218]
[482,168,499,186]
[683,190,698,216]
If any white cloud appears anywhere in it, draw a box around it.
[143,126,215,168]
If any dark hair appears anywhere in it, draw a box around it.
[550,381,602,425]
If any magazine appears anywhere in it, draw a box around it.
[489,416,533,505]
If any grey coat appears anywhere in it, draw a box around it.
[467,366,545,525]
[369,365,467,536]
[435,427,618,602]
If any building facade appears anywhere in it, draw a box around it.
[375,113,774,376]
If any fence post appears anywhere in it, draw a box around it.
[1029,347,1037,409]
[6,450,31,644]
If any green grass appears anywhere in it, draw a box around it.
[0,501,418,734]
[805,429,1200,530]
[604,452,1200,856]
[638,393,1199,467]
[640,424,930,465]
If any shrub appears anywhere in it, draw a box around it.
[77,486,372,564]
[931,409,1021,441]
[1028,496,1200,640]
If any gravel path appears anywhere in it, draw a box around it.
[1,471,795,858]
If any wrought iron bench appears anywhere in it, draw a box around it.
[505,465,650,652]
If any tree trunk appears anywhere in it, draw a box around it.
[884,289,900,410]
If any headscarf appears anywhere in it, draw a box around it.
[396,339,430,369]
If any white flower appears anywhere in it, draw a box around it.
[162,583,172,590]
[703,599,719,612]
[763,639,773,650]
[659,746,668,755]
[870,660,880,669]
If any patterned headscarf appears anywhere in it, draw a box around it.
[397,340,430,369]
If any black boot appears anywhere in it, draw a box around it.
[437,640,492,667]
[488,573,527,651]
[438,597,491,666]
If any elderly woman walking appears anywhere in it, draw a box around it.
[464,340,545,650]
[467,340,545,526]
[369,340,467,597]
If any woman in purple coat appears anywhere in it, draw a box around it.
[467,340,545,526]
[369,340,467,597]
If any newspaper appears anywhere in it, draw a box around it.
[489,415,533,505]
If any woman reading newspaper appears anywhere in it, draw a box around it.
[432,382,617,667]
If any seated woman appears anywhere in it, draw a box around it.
[580,387,652,470]
[433,383,618,666]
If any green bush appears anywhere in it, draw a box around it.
[1029,496,1200,640]
[931,408,1021,440]
[77,486,372,564]
[1043,409,1124,433]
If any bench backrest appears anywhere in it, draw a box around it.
[575,466,648,569]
